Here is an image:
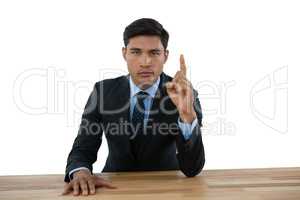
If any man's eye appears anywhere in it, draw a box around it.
[152,51,161,55]
[131,51,140,54]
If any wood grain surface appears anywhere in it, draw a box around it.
[0,168,300,200]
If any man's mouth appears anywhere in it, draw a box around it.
[138,71,154,77]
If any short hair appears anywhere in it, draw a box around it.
[123,18,169,49]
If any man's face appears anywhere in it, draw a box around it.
[122,35,169,90]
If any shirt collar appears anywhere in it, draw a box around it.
[129,76,160,99]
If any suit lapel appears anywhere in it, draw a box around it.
[147,72,169,124]
[108,75,137,161]
[115,75,131,123]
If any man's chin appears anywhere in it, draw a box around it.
[137,77,156,90]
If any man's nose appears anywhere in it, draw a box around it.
[140,54,152,66]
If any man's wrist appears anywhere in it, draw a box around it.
[69,167,91,180]
[179,110,197,123]
[74,168,91,176]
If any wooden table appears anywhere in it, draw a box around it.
[0,168,300,200]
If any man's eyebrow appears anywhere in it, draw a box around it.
[129,48,163,51]
[150,48,163,52]
[129,48,141,51]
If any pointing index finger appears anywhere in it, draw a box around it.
[180,54,187,76]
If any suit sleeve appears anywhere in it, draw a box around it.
[175,89,205,177]
[64,82,103,182]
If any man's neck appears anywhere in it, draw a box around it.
[129,75,161,98]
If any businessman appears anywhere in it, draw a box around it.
[62,18,205,196]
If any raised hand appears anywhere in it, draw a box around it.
[165,54,196,123]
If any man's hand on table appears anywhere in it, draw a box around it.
[62,169,117,196]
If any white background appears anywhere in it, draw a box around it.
[0,0,299,175]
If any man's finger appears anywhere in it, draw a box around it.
[165,82,174,89]
[95,179,117,189]
[79,180,89,196]
[100,182,118,189]
[170,82,184,94]
[173,71,180,82]
[177,70,188,81]
[73,181,80,196]
[180,54,187,76]
[178,77,192,88]
[87,179,96,195]
[62,183,72,195]
[165,82,177,93]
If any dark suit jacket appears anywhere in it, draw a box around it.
[64,72,205,182]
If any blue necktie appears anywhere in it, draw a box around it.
[130,91,149,157]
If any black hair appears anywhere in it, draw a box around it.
[123,18,169,49]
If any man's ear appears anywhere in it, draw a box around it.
[164,49,169,64]
[122,47,127,60]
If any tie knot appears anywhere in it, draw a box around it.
[136,91,149,101]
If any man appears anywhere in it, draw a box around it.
[62,18,205,196]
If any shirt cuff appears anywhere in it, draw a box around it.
[177,117,198,140]
[69,167,90,180]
